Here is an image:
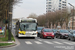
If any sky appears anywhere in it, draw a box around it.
[13,0,75,18]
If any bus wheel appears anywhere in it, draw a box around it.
[16,35,18,37]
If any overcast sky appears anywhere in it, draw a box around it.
[13,0,75,18]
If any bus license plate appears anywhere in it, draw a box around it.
[26,35,30,37]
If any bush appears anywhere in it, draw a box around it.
[0,30,15,41]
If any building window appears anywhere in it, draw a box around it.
[59,0,61,2]
[62,7,66,8]
[59,3,61,4]
[48,10,51,12]
[59,8,61,10]
[49,2,51,4]
[46,2,48,4]
[62,4,66,6]
[49,5,51,7]
[46,11,47,12]
[48,8,51,9]
[59,5,61,7]
[62,1,66,3]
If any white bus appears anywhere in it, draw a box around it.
[15,18,38,38]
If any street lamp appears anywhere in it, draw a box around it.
[68,3,74,30]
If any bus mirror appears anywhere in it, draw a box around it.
[19,28,22,31]
[16,23,18,25]
[37,23,38,25]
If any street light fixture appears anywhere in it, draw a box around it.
[68,3,74,7]
[68,3,74,30]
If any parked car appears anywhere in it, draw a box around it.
[55,29,69,39]
[37,27,44,37]
[40,28,54,39]
[67,29,72,32]
[52,29,58,36]
[68,30,75,41]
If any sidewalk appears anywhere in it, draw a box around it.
[0,41,16,48]
[0,29,20,48]
[0,32,17,48]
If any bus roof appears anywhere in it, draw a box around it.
[17,18,37,22]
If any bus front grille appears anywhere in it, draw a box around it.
[25,33,32,35]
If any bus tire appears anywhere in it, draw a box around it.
[16,35,18,37]
[17,34,20,38]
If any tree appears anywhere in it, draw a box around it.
[37,14,46,26]
[27,13,37,19]
[0,0,22,27]
[37,8,71,28]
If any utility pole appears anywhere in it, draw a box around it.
[68,3,74,30]
[8,0,13,41]
[73,6,74,29]
[5,9,7,39]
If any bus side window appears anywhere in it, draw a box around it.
[16,22,18,25]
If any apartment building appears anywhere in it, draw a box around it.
[46,0,67,12]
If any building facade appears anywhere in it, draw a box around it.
[46,0,67,12]
[68,16,75,29]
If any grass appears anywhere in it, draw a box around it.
[0,30,15,41]
[0,43,14,46]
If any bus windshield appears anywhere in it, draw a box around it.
[20,23,37,31]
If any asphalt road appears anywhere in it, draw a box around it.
[0,29,75,50]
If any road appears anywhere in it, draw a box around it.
[0,29,75,50]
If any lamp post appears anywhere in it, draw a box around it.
[68,3,74,30]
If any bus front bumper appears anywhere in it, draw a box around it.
[18,34,37,37]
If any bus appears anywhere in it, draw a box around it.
[15,18,38,38]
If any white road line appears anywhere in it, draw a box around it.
[63,42,74,45]
[37,39,42,41]
[34,41,42,44]
[44,41,53,44]
[53,41,63,44]
[71,42,75,44]
[25,41,32,44]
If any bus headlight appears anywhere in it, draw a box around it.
[36,32,38,34]
[18,32,23,35]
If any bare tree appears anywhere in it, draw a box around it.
[27,13,37,19]
[37,8,71,28]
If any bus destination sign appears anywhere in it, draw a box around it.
[21,20,36,23]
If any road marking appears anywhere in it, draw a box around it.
[44,41,53,44]
[53,41,63,44]
[25,41,32,44]
[34,41,42,44]
[63,42,74,45]
[71,42,75,44]
[37,39,42,41]
[55,38,66,41]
